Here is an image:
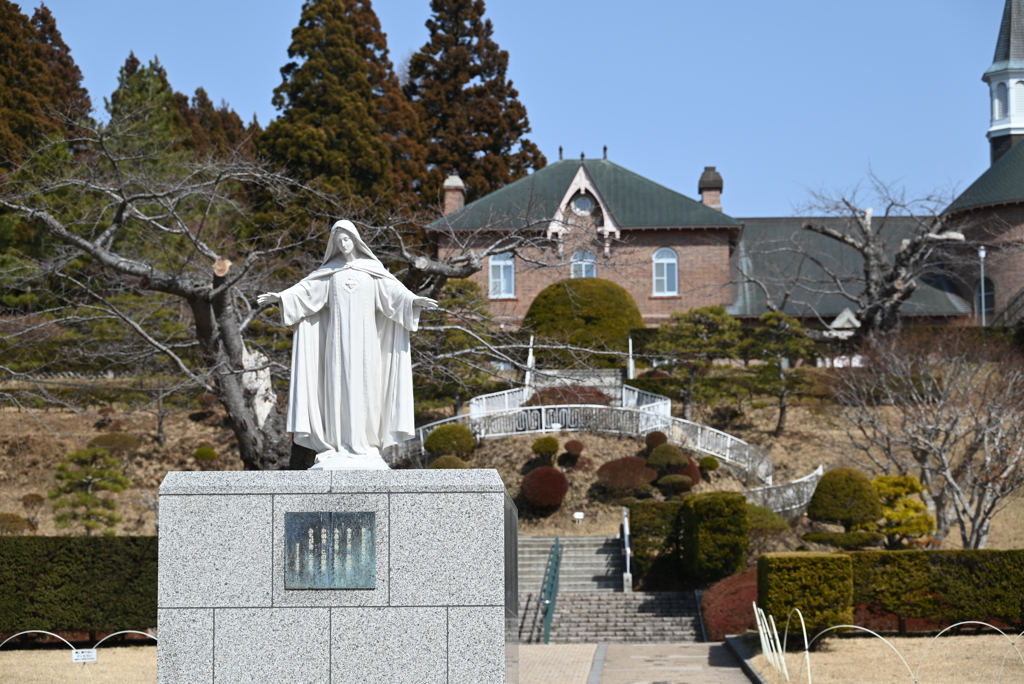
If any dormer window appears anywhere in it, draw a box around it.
[571,194,594,217]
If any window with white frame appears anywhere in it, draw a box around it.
[1015,81,1024,115]
[571,250,596,278]
[652,248,678,295]
[489,252,514,298]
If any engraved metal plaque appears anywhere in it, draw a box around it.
[284,512,376,589]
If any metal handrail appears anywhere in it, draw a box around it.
[540,537,562,644]
[621,506,632,593]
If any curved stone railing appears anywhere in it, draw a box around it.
[388,404,774,486]
[743,465,824,518]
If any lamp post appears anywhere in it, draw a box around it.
[979,246,987,327]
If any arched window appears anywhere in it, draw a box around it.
[996,82,1009,120]
[1015,81,1024,115]
[571,250,596,278]
[976,277,995,318]
[489,252,514,298]
[652,248,678,295]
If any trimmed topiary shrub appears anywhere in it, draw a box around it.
[0,536,157,632]
[428,455,469,469]
[522,385,612,406]
[808,467,883,532]
[424,423,476,457]
[747,504,790,559]
[531,436,560,460]
[647,444,687,472]
[645,431,668,450]
[521,466,570,508]
[758,552,854,645]
[657,474,692,495]
[682,492,748,584]
[193,446,218,462]
[626,500,685,588]
[803,531,885,550]
[597,457,658,496]
[699,456,720,471]
[565,440,585,457]
[523,278,645,365]
[702,567,759,641]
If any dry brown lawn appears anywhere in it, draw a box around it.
[0,645,156,684]
[749,633,1024,684]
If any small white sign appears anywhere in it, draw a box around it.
[72,649,97,663]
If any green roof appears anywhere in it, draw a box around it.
[731,217,971,319]
[987,0,1024,76]
[947,136,1024,213]
[431,159,742,231]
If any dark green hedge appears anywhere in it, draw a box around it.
[682,492,748,584]
[852,550,1024,625]
[626,500,684,589]
[0,536,157,632]
[758,552,853,637]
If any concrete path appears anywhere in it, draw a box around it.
[520,642,752,684]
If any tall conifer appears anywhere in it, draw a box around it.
[261,0,391,200]
[404,0,545,204]
[31,4,90,118]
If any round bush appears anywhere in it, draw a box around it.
[193,447,218,462]
[522,385,612,407]
[531,436,559,458]
[699,456,720,471]
[645,431,668,450]
[647,444,687,471]
[88,433,141,453]
[564,440,584,457]
[808,467,883,532]
[521,466,569,507]
[633,483,658,500]
[596,457,658,495]
[429,455,469,469]
[657,474,692,494]
[424,423,475,457]
[522,279,644,364]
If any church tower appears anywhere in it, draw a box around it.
[985,0,1024,164]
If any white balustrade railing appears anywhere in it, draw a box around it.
[744,465,824,517]
[621,385,672,415]
[387,404,775,486]
[468,387,530,416]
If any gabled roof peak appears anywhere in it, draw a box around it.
[987,0,1024,76]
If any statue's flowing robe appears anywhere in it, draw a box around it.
[279,257,421,462]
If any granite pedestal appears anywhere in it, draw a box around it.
[157,470,518,683]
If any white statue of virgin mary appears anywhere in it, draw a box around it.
[258,221,436,470]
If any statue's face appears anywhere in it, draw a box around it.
[338,232,355,255]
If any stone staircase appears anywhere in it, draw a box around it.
[517,535,701,644]
[548,592,700,643]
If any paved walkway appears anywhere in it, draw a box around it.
[520,642,752,684]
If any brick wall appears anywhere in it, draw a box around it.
[436,228,734,329]
[954,205,1024,318]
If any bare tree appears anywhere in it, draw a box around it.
[734,175,969,339]
[0,106,619,468]
[830,331,1024,548]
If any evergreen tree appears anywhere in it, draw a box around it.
[0,0,89,164]
[344,0,426,208]
[106,53,186,148]
[50,447,131,536]
[30,4,90,118]
[746,311,817,437]
[178,87,260,158]
[404,0,545,204]
[262,0,392,199]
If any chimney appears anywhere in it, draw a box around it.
[443,172,465,215]
[698,166,723,211]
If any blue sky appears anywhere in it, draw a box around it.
[36,1,1001,217]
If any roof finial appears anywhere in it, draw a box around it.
[603,145,607,160]
[580,152,584,161]
[558,146,563,160]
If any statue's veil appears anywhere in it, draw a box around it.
[320,220,381,266]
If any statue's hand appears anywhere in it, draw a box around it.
[257,292,281,307]
[413,297,439,310]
